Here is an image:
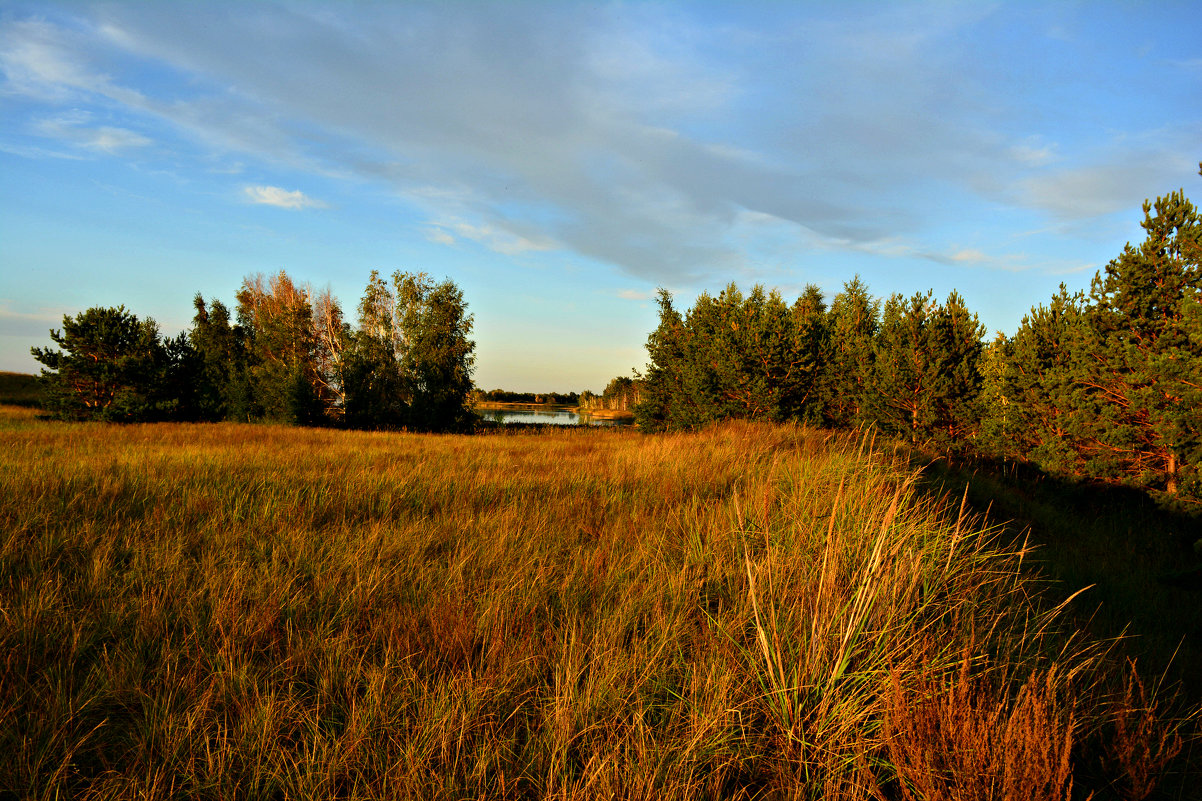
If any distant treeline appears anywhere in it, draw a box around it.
[579,376,641,412]
[477,383,638,410]
[633,182,1202,507]
[475,389,580,405]
[31,269,476,432]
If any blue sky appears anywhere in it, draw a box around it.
[1,1,1199,392]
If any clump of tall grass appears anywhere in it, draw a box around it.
[0,407,1191,799]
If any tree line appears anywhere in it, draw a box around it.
[32,269,476,432]
[475,389,581,405]
[579,376,641,412]
[634,181,1202,506]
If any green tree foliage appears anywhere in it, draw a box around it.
[344,270,405,428]
[931,290,987,446]
[635,288,693,431]
[1083,190,1201,495]
[789,284,831,423]
[994,286,1097,474]
[190,294,250,421]
[602,375,640,411]
[870,290,984,449]
[580,377,641,411]
[31,268,473,431]
[158,330,206,421]
[992,181,1202,504]
[636,283,829,430]
[396,272,477,432]
[235,271,326,425]
[871,291,936,441]
[31,306,174,421]
[479,389,578,404]
[977,332,1018,455]
[823,277,879,428]
[343,270,476,432]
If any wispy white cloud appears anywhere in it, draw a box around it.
[949,248,989,264]
[34,112,151,153]
[443,220,556,256]
[242,185,327,210]
[1015,147,1196,220]
[1010,138,1058,167]
[0,18,147,106]
[0,302,72,337]
[425,227,456,246]
[0,141,84,160]
[616,289,652,300]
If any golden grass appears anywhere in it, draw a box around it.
[0,405,1191,799]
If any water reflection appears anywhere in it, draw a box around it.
[477,408,632,427]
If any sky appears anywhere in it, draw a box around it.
[1,1,1199,392]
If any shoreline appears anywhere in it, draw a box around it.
[473,401,636,420]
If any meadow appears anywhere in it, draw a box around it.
[0,404,1195,799]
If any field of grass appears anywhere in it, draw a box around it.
[0,404,1195,799]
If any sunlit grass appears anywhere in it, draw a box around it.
[0,406,1192,799]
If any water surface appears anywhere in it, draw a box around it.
[477,408,632,427]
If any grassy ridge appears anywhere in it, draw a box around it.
[0,406,1192,799]
[0,371,40,408]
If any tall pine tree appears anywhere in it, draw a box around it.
[824,277,879,428]
[1083,188,1202,496]
[870,290,984,449]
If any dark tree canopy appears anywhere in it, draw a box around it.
[823,277,879,428]
[632,171,1199,507]
[637,283,838,431]
[343,270,476,432]
[32,268,476,433]
[32,306,181,422]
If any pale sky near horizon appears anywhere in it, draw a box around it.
[1,1,1199,392]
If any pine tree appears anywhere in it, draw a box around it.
[871,291,937,441]
[1003,286,1098,475]
[634,288,691,431]
[790,284,830,424]
[927,290,985,447]
[977,332,1014,455]
[32,306,168,422]
[635,284,814,430]
[1084,189,1202,496]
[190,294,249,421]
[870,290,984,449]
[824,277,879,428]
[695,284,801,422]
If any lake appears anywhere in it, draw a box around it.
[476,408,634,427]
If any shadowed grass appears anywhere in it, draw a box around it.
[0,406,1193,799]
[0,372,40,409]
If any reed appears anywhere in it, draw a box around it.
[0,406,1192,799]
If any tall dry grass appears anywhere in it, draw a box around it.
[0,405,1192,799]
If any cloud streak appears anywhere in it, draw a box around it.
[34,113,151,153]
[242,185,327,210]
